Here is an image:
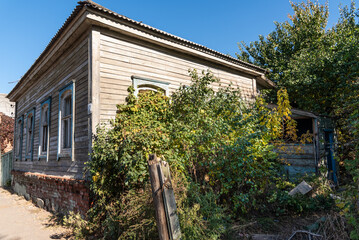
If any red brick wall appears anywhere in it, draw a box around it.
[11,170,89,215]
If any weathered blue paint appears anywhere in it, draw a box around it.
[15,116,23,161]
[324,130,337,184]
[58,82,73,160]
[0,150,13,186]
[39,97,51,160]
[25,108,35,161]
[284,165,316,180]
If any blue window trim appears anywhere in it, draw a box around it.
[15,115,24,161]
[25,108,35,161]
[57,82,73,160]
[38,97,51,160]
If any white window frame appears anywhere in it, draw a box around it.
[58,82,75,160]
[38,97,51,161]
[25,109,35,161]
[131,76,170,97]
[15,115,24,161]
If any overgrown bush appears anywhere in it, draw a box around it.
[80,70,332,239]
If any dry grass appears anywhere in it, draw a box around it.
[228,211,350,240]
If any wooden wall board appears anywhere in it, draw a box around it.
[13,36,89,179]
[97,31,257,122]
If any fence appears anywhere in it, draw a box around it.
[0,150,13,186]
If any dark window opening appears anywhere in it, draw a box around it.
[296,118,313,137]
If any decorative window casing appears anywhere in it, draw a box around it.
[58,82,75,160]
[38,98,51,160]
[132,76,170,97]
[15,116,24,161]
[25,109,35,161]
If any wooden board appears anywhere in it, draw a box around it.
[13,36,89,179]
[98,31,257,122]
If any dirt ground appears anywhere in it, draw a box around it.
[230,211,350,240]
[0,187,72,240]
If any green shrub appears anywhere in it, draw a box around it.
[63,211,92,239]
[81,70,331,239]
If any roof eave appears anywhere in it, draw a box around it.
[83,1,268,74]
[267,104,318,118]
[7,1,275,100]
[256,75,276,89]
[7,4,89,101]
[86,8,273,82]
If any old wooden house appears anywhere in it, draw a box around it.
[7,1,274,214]
[268,104,337,183]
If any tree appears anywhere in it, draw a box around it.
[237,0,359,162]
[237,1,358,116]
[0,113,14,153]
[237,2,359,236]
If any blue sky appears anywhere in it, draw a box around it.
[0,0,354,94]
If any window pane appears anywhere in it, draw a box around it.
[44,109,48,124]
[64,97,71,116]
[41,105,49,154]
[63,119,68,148]
[27,116,33,154]
[63,118,71,149]
[28,116,32,131]
[42,125,48,152]
[67,119,72,148]
[139,89,154,94]
[17,121,21,156]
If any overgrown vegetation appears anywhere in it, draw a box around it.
[61,1,359,238]
[237,1,359,238]
[0,113,14,153]
[66,70,334,239]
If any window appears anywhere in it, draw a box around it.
[25,109,35,161]
[58,82,74,160]
[132,76,170,97]
[39,98,51,160]
[15,116,23,161]
[296,118,313,137]
[63,95,72,148]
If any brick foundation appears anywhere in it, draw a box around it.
[11,170,89,216]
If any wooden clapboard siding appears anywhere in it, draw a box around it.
[277,143,317,177]
[97,31,256,123]
[13,35,89,179]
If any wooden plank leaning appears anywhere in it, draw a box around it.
[159,160,182,240]
[148,154,170,240]
[148,154,182,240]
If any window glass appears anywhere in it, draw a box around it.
[62,93,72,149]
[26,114,33,154]
[58,83,74,160]
[40,103,50,154]
[63,117,71,148]
[16,117,23,159]
[132,76,170,97]
[25,109,35,160]
[64,96,71,117]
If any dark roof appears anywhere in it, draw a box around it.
[267,104,318,119]
[8,0,269,99]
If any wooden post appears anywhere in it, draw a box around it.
[159,161,182,240]
[148,154,170,240]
